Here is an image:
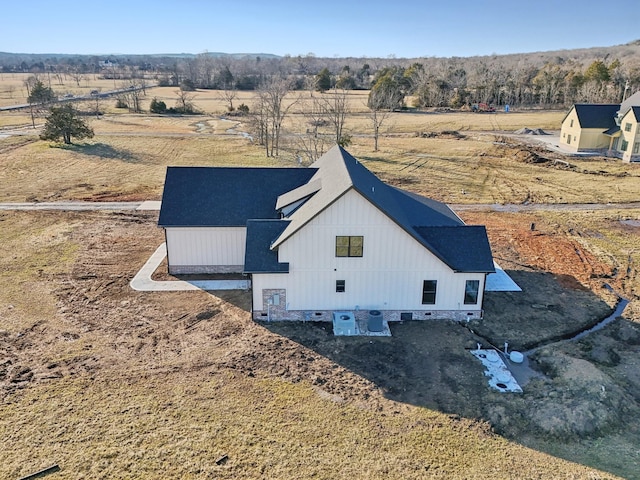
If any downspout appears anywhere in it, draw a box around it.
[480,272,488,319]
[163,228,170,274]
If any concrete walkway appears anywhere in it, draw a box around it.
[130,243,251,292]
[0,200,161,211]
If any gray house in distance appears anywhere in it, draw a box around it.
[158,146,495,322]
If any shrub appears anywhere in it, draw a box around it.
[150,98,167,113]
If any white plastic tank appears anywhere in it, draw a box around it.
[510,351,524,363]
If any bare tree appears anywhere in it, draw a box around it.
[219,84,237,112]
[256,76,295,157]
[120,79,145,113]
[67,66,84,87]
[319,87,349,145]
[248,95,268,151]
[175,88,196,113]
[295,93,331,163]
[366,90,394,152]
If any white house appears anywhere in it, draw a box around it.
[158,146,495,322]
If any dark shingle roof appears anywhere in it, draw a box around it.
[158,166,316,227]
[573,104,619,129]
[271,146,493,273]
[159,146,495,274]
[244,220,290,273]
[414,226,495,273]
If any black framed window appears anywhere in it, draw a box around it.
[335,236,363,257]
[422,280,437,304]
[464,280,480,304]
[336,280,345,293]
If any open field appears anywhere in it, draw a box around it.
[2,132,638,204]
[1,209,638,479]
[2,96,640,478]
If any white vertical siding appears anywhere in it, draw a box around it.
[166,227,246,267]
[253,189,486,311]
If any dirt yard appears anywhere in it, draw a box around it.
[1,206,639,479]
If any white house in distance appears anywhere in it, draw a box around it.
[158,146,495,322]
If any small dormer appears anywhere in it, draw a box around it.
[276,178,322,218]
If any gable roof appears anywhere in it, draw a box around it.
[158,166,316,227]
[271,146,494,273]
[621,106,640,123]
[571,104,619,129]
[244,220,290,273]
[619,91,640,117]
[158,146,495,274]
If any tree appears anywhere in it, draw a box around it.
[175,88,196,113]
[369,67,406,111]
[367,89,394,152]
[584,60,611,83]
[319,87,349,146]
[255,76,295,157]
[315,68,331,93]
[40,104,94,144]
[27,79,56,104]
[219,84,237,112]
[150,98,167,113]
[119,79,145,113]
[26,78,56,128]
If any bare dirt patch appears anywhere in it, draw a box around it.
[1,209,638,478]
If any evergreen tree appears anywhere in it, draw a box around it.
[40,104,94,145]
[27,80,56,105]
[315,68,332,92]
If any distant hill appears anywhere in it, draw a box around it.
[1,40,639,65]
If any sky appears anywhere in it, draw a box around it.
[2,0,639,58]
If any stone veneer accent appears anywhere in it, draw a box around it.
[259,289,288,321]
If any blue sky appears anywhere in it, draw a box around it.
[2,0,639,58]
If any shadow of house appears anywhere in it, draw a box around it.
[477,270,614,351]
[258,270,638,478]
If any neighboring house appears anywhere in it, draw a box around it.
[560,91,640,161]
[617,106,640,162]
[158,146,495,322]
[559,104,619,152]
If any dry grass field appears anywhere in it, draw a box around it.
[2,79,640,479]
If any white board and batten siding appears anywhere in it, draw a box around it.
[165,227,246,274]
[252,189,485,312]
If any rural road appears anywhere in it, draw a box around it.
[0,201,639,212]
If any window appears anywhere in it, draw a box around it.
[335,236,363,257]
[625,122,632,132]
[422,280,437,305]
[634,142,639,154]
[336,280,345,293]
[464,280,480,305]
[621,140,629,152]
[566,134,571,145]
[570,119,574,127]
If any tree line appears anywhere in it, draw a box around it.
[4,42,640,108]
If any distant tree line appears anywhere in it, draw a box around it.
[2,43,640,108]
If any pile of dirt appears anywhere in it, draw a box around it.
[415,130,466,139]
[514,127,549,135]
